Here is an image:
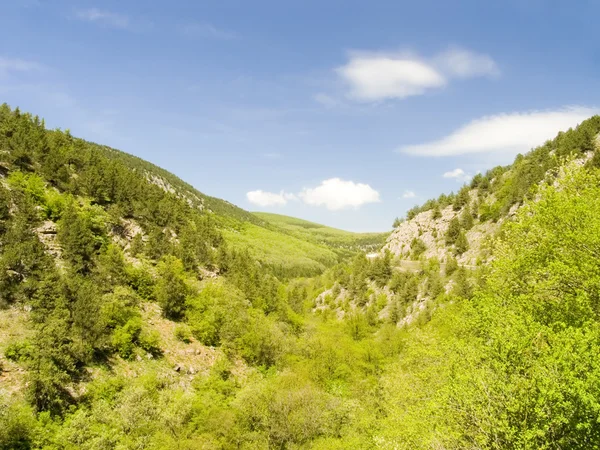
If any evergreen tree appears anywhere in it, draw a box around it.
[445,216,461,245]
[155,256,189,320]
[459,206,474,230]
[454,230,469,255]
[453,186,470,211]
[58,201,99,274]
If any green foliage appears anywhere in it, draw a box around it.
[410,237,427,258]
[445,216,461,245]
[222,222,339,277]
[58,200,105,274]
[254,212,388,254]
[459,206,474,230]
[174,324,192,343]
[453,185,470,211]
[4,340,33,362]
[111,317,143,359]
[155,256,189,320]
[0,401,37,450]
[186,279,248,347]
[454,230,469,255]
[369,250,393,286]
[445,256,458,276]
[3,103,600,448]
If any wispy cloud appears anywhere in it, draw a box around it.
[335,47,498,102]
[180,22,237,40]
[0,57,43,76]
[75,8,131,29]
[402,190,416,199]
[434,47,500,79]
[399,106,598,157]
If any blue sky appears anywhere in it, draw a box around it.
[1,0,599,231]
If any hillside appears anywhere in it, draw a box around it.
[2,104,600,449]
[384,116,600,265]
[253,212,388,253]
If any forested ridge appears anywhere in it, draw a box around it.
[2,104,600,449]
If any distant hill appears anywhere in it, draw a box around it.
[253,212,388,254]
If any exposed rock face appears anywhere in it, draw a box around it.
[35,220,62,260]
[146,173,204,210]
[383,198,500,265]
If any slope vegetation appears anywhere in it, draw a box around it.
[2,104,600,449]
[254,212,388,253]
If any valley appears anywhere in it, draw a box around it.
[1,104,600,449]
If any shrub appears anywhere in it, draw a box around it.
[4,341,33,362]
[445,256,459,276]
[174,324,192,343]
[112,318,142,359]
[410,238,427,258]
[138,328,161,356]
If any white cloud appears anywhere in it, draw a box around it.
[335,47,498,102]
[180,22,237,40]
[336,53,445,101]
[0,57,43,76]
[402,190,416,199]
[434,47,499,78]
[246,190,296,207]
[299,178,380,210]
[75,8,130,29]
[443,168,472,182]
[400,106,599,157]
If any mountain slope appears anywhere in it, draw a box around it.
[384,116,600,264]
[253,212,388,253]
[3,104,600,449]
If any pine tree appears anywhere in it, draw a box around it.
[453,186,470,211]
[155,256,189,320]
[445,217,461,245]
[58,201,98,274]
[460,207,474,230]
[455,230,469,255]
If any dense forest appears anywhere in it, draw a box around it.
[1,104,600,449]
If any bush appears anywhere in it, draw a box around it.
[138,328,161,356]
[445,256,459,276]
[0,401,37,449]
[112,318,142,359]
[4,341,33,362]
[410,238,427,258]
[174,324,192,343]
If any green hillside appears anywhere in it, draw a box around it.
[253,212,388,252]
[3,104,600,449]
[222,221,339,276]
